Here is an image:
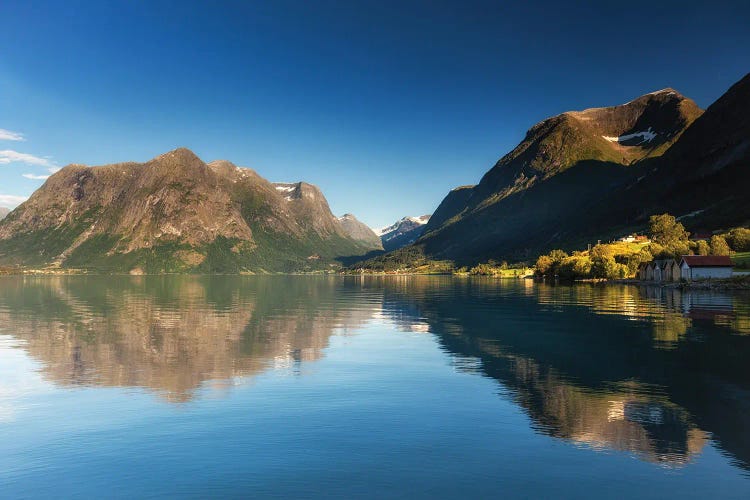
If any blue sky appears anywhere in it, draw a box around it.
[1,1,749,228]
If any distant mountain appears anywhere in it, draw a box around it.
[377,215,431,251]
[0,207,9,220]
[0,148,376,273]
[337,213,383,250]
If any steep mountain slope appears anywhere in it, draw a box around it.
[406,88,705,263]
[423,89,701,238]
[337,213,383,250]
[0,148,374,273]
[0,207,9,220]
[377,215,431,251]
[645,73,750,229]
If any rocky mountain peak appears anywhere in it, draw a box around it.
[0,148,377,272]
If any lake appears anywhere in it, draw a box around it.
[0,275,749,498]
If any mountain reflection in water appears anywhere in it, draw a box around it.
[0,275,748,471]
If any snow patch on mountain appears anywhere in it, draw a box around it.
[603,127,657,145]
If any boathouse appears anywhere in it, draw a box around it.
[679,255,733,280]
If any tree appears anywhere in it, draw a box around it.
[548,249,569,263]
[626,248,652,277]
[534,249,569,277]
[557,255,592,280]
[710,235,731,256]
[726,228,750,252]
[649,214,689,248]
[696,240,710,256]
[590,244,614,260]
[534,255,554,276]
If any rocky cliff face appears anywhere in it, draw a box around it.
[0,207,9,220]
[0,148,374,272]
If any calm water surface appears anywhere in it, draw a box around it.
[0,275,749,498]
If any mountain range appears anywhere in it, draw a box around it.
[0,148,381,273]
[362,73,750,268]
[2,73,748,274]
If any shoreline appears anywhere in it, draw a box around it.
[610,276,750,290]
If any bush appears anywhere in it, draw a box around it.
[710,235,731,256]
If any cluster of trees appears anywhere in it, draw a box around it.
[649,214,748,258]
[534,246,646,280]
[467,260,530,276]
[535,214,749,281]
[721,227,750,252]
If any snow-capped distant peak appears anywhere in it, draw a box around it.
[407,215,430,225]
[375,215,431,236]
[603,126,657,145]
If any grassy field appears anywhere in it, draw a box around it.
[732,251,750,270]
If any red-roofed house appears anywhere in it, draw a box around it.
[679,255,733,280]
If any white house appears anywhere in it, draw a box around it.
[679,255,733,280]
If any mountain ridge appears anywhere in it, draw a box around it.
[0,148,379,273]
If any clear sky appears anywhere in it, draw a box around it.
[1,1,749,228]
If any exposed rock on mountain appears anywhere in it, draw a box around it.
[0,148,375,273]
[0,207,9,220]
[338,213,383,250]
[377,215,431,251]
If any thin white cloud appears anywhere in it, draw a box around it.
[0,194,28,207]
[21,167,59,180]
[0,129,25,141]
[0,150,55,168]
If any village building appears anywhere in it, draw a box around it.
[617,234,648,244]
[645,262,656,281]
[679,255,733,280]
[663,259,681,282]
[651,259,672,282]
[638,262,649,280]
